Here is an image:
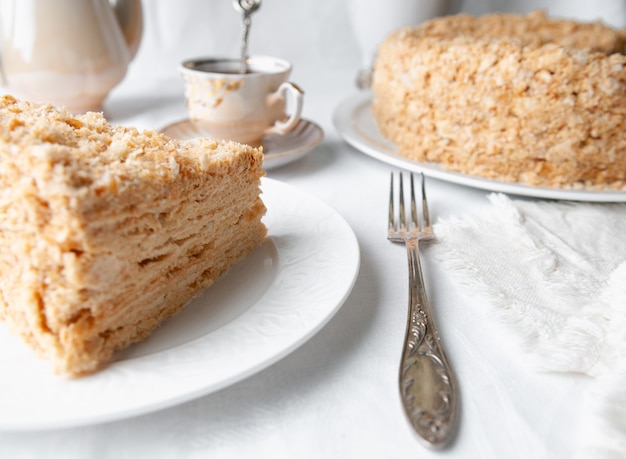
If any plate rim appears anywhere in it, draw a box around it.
[333,91,626,202]
[0,177,360,431]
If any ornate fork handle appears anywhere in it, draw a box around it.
[399,238,458,447]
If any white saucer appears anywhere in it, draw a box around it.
[160,118,324,170]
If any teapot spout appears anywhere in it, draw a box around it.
[110,0,143,59]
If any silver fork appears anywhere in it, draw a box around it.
[387,172,458,448]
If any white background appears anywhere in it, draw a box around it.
[2,1,625,458]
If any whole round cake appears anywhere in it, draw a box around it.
[371,11,626,190]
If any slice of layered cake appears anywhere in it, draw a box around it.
[0,95,267,376]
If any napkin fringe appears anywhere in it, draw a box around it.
[431,241,609,374]
[431,193,626,459]
[433,205,609,375]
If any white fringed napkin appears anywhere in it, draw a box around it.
[431,194,626,458]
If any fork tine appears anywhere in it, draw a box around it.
[409,173,418,232]
[389,172,430,237]
[399,173,406,232]
[388,172,395,233]
[420,173,431,231]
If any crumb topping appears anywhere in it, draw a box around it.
[372,11,626,190]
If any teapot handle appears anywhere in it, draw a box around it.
[110,0,143,60]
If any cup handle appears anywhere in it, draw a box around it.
[265,81,304,135]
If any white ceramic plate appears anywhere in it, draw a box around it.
[333,92,626,202]
[160,118,324,170]
[0,178,359,431]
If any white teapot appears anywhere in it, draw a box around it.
[0,0,143,113]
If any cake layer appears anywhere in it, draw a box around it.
[0,95,267,375]
[372,11,626,190]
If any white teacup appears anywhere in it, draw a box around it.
[180,56,304,146]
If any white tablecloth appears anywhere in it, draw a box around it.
[2,1,625,457]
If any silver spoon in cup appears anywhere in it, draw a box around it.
[233,0,262,74]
